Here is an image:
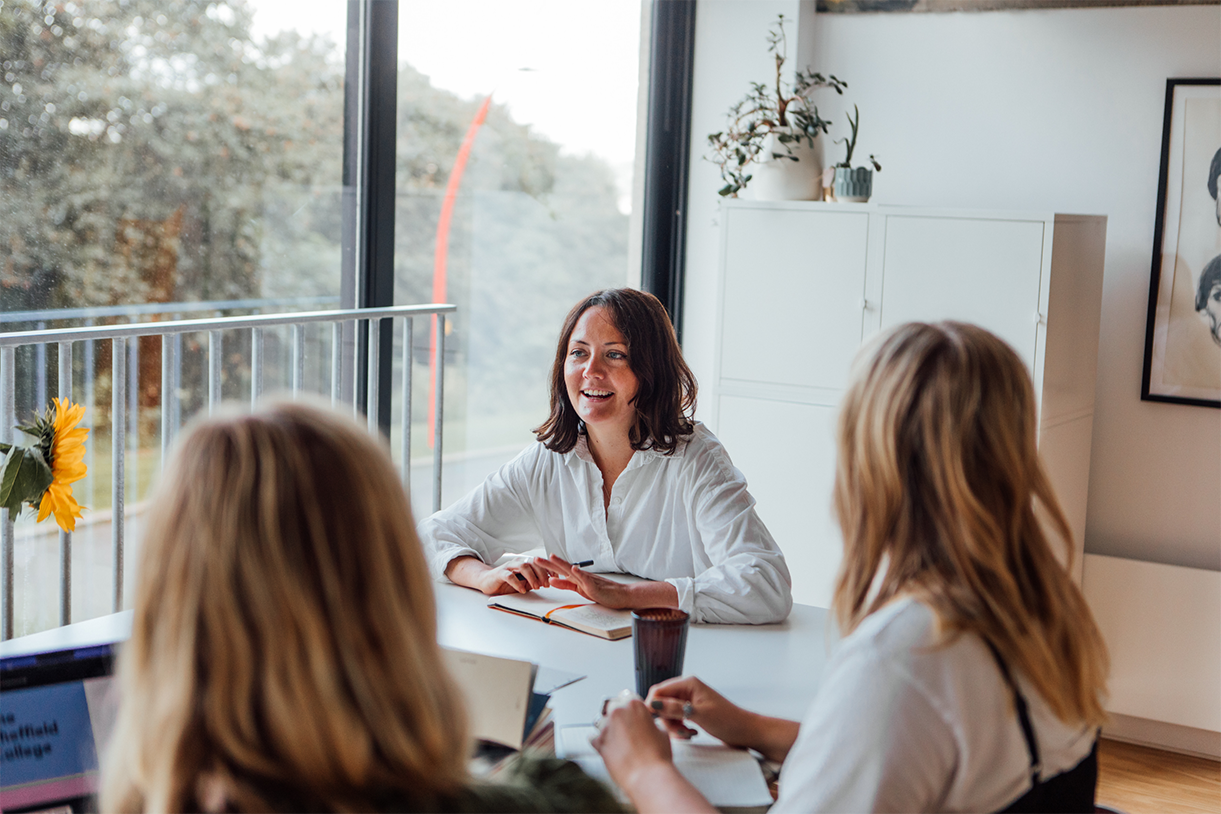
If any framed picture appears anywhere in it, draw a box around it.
[1141,78,1221,409]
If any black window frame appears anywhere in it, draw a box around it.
[348,0,696,425]
[639,0,697,343]
[347,0,398,436]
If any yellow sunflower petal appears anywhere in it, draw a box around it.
[37,490,54,523]
[61,427,89,444]
[37,399,89,532]
[58,463,88,484]
[39,482,83,533]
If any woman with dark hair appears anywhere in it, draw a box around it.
[419,288,791,624]
[592,322,1108,813]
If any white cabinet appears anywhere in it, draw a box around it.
[710,201,1107,608]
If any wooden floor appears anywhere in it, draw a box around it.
[1096,738,1221,814]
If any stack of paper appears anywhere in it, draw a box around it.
[442,648,550,751]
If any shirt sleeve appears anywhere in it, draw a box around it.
[770,642,957,814]
[417,445,546,581]
[667,434,793,625]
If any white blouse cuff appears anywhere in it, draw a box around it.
[666,577,695,616]
[431,546,484,582]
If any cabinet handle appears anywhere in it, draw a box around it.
[1033,312,1046,325]
[861,298,875,311]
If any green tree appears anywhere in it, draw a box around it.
[0,0,344,312]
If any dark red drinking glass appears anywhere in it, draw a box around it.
[632,608,690,698]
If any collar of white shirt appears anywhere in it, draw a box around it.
[568,431,691,469]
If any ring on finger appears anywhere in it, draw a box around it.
[682,701,694,719]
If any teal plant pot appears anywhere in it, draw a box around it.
[833,167,872,203]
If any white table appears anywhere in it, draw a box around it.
[435,582,835,729]
[1,584,836,730]
[0,610,134,658]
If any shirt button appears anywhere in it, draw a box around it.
[612,497,623,506]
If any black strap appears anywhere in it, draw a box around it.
[984,640,1041,782]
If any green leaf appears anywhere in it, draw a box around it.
[0,448,25,514]
[0,447,52,516]
[16,449,53,512]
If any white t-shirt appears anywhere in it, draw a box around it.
[772,598,1097,813]
[417,423,792,624]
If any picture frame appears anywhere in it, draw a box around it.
[1141,78,1221,409]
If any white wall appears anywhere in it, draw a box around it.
[683,0,805,399]
[683,3,1221,572]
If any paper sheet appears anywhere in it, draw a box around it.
[559,725,773,808]
[533,664,585,695]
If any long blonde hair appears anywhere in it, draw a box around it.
[832,322,1108,727]
[101,401,469,812]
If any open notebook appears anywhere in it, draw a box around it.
[486,573,647,640]
[488,588,634,640]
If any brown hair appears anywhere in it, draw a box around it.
[832,322,1108,727]
[534,288,696,454]
[101,401,469,812]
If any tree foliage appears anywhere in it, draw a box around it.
[0,0,345,311]
[1,0,631,449]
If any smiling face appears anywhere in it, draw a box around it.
[564,306,639,441]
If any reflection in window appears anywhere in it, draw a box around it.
[394,0,643,504]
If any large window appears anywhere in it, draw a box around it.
[1,0,352,631]
[1,0,648,632]
[393,0,644,502]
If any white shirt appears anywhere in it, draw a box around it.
[418,423,792,624]
[772,598,1097,813]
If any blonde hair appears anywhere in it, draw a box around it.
[832,322,1108,727]
[101,401,469,812]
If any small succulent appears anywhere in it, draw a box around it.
[834,104,882,172]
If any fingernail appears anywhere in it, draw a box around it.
[650,700,663,710]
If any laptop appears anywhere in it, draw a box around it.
[0,643,119,814]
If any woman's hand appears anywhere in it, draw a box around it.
[540,556,680,610]
[645,676,744,742]
[540,556,632,606]
[444,556,552,596]
[592,698,715,814]
[592,697,673,777]
[646,676,801,764]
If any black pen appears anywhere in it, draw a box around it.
[514,559,594,582]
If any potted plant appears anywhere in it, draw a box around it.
[707,14,846,200]
[825,104,882,203]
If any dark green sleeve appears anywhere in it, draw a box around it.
[454,755,624,813]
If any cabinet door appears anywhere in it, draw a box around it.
[878,216,1045,365]
[717,394,841,609]
[720,207,869,390]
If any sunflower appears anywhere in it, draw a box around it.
[35,398,89,532]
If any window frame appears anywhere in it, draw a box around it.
[348,0,692,421]
[639,0,696,342]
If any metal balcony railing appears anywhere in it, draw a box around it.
[0,303,456,640]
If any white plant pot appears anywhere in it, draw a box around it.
[743,131,823,201]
